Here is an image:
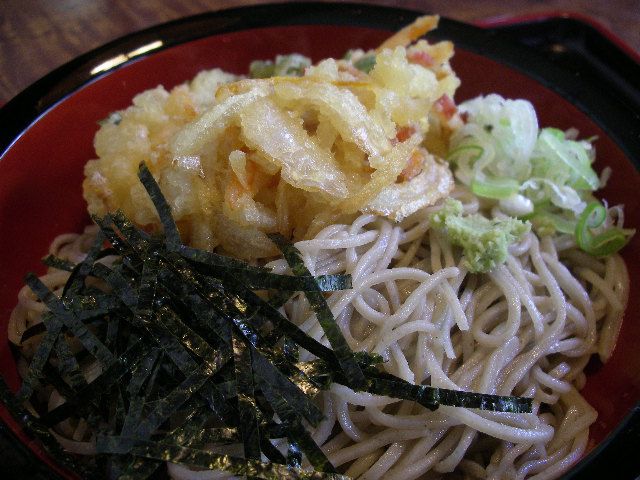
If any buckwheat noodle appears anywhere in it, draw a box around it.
[8,187,629,480]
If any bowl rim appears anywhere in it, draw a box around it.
[0,2,639,479]
[1,2,639,166]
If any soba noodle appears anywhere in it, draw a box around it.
[8,186,629,480]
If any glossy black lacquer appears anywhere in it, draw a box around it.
[0,3,638,479]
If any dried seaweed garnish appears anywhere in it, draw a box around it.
[180,245,351,292]
[6,160,533,480]
[233,331,261,462]
[293,358,533,414]
[25,273,115,367]
[63,229,106,299]
[268,289,294,309]
[258,377,336,474]
[19,296,121,344]
[121,349,162,437]
[41,340,151,427]
[251,348,324,427]
[137,163,181,250]
[97,263,234,424]
[16,312,64,401]
[104,439,350,480]
[115,403,215,480]
[41,362,78,401]
[287,440,303,470]
[366,377,533,413]
[217,276,339,363]
[154,259,327,428]
[102,365,215,454]
[42,254,76,272]
[437,387,532,413]
[269,234,366,389]
[0,377,97,478]
[53,333,88,390]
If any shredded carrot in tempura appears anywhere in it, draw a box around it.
[377,15,439,51]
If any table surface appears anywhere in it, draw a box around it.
[1,0,639,104]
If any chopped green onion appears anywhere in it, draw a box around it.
[533,128,599,191]
[575,201,634,256]
[353,55,376,73]
[249,54,311,78]
[249,60,276,79]
[97,111,122,126]
[446,144,483,165]
[525,209,577,236]
[471,176,520,199]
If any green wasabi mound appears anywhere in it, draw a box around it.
[431,199,530,273]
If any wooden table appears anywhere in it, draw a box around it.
[1,0,639,104]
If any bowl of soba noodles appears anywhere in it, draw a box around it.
[0,3,638,480]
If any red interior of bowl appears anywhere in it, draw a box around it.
[1,24,639,476]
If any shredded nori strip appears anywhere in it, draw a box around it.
[42,254,76,272]
[366,377,532,414]
[269,233,366,389]
[16,312,64,401]
[25,273,115,367]
[287,440,303,470]
[99,365,215,454]
[101,439,350,480]
[42,340,151,426]
[98,263,235,424]
[53,333,88,390]
[137,163,181,250]
[63,229,106,299]
[0,377,98,478]
[233,331,261,461]
[258,377,336,474]
[180,245,352,292]
[5,160,533,480]
[121,349,162,437]
[268,289,294,309]
[19,296,121,344]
